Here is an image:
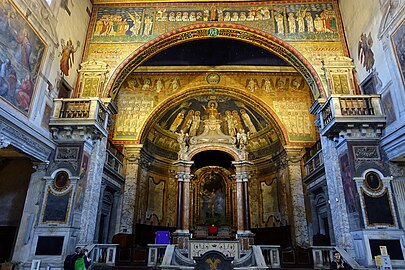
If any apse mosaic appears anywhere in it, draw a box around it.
[113,71,316,145]
[91,2,340,43]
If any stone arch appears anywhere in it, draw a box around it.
[105,23,325,100]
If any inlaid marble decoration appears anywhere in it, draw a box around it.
[189,240,240,259]
[55,146,80,161]
[352,146,380,161]
[146,177,165,222]
[260,178,279,224]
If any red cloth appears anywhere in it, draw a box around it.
[208,226,218,234]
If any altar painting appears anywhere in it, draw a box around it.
[198,169,228,225]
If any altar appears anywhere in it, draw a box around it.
[188,239,240,259]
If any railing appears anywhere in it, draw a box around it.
[311,246,334,269]
[259,245,281,268]
[319,95,385,137]
[105,141,124,176]
[86,244,118,265]
[147,244,168,267]
[50,98,110,139]
[320,95,383,128]
[303,150,324,177]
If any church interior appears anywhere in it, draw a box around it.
[1,0,405,269]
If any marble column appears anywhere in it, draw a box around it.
[284,147,310,247]
[172,160,193,252]
[119,144,143,234]
[173,160,193,232]
[233,160,251,233]
[94,183,107,243]
[13,162,47,262]
[136,157,151,223]
[320,136,354,251]
[308,193,319,244]
[78,137,108,244]
[108,191,122,242]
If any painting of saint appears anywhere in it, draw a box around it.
[392,20,405,86]
[0,0,46,115]
[54,171,69,189]
[200,172,226,225]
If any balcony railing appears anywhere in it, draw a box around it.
[50,98,110,139]
[319,95,385,138]
[105,142,124,176]
[303,150,324,178]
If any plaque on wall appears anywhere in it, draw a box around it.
[363,190,394,226]
[43,188,71,223]
[35,236,64,255]
[369,239,404,260]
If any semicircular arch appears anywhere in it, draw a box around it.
[105,23,325,100]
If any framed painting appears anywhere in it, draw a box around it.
[0,0,47,115]
[391,19,405,87]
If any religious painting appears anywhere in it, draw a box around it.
[358,32,375,72]
[52,171,70,191]
[0,0,46,115]
[381,90,396,124]
[391,19,405,87]
[364,171,381,191]
[200,171,226,225]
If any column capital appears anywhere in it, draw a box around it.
[124,144,143,162]
[281,146,306,165]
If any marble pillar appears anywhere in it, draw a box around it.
[284,147,310,247]
[235,172,246,233]
[109,191,122,242]
[137,157,151,223]
[320,136,354,252]
[173,160,193,232]
[78,137,108,244]
[119,144,143,234]
[94,183,107,243]
[13,162,47,262]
